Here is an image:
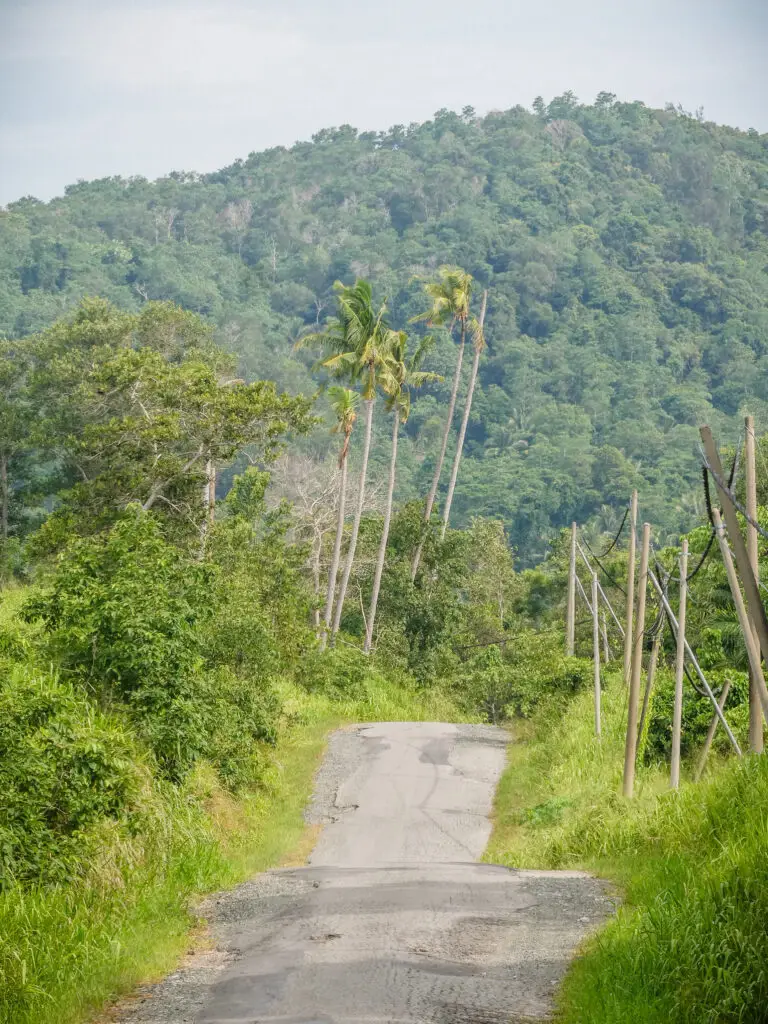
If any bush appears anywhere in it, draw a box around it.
[23,508,214,779]
[0,669,142,886]
[457,634,589,722]
[295,644,390,702]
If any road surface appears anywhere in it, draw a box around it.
[116,722,612,1023]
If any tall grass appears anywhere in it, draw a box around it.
[485,671,768,1023]
[0,678,466,1024]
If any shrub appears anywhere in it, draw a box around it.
[295,644,390,702]
[0,669,142,886]
[23,507,215,779]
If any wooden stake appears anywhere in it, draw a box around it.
[701,426,768,682]
[712,507,768,726]
[602,609,610,663]
[638,609,664,741]
[694,679,733,781]
[592,572,601,738]
[648,568,742,756]
[623,490,638,685]
[623,521,650,798]
[566,522,577,655]
[745,415,764,754]
[670,539,688,790]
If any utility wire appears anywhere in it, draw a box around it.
[590,505,630,558]
[452,619,591,652]
[581,535,628,595]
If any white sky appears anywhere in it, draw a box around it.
[1,0,766,205]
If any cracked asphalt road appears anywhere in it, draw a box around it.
[115,722,613,1023]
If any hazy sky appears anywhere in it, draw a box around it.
[1,0,766,206]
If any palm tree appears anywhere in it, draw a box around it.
[364,332,440,654]
[409,265,474,581]
[440,288,488,539]
[321,386,359,647]
[296,279,391,641]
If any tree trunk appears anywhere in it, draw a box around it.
[410,321,466,580]
[0,453,7,541]
[321,443,349,649]
[440,291,487,540]
[331,398,374,640]
[311,533,322,631]
[365,410,399,653]
[208,461,216,525]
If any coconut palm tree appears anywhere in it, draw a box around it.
[440,289,488,539]
[296,279,391,641]
[364,332,440,654]
[409,265,474,581]
[321,386,359,647]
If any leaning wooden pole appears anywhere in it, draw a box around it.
[694,680,733,781]
[602,609,610,663]
[745,415,764,754]
[649,569,742,755]
[592,572,601,738]
[623,521,650,798]
[638,609,664,741]
[712,507,768,726]
[700,427,768,685]
[670,538,688,790]
[566,522,577,655]
[623,490,639,685]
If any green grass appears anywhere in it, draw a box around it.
[0,677,466,1024]
[485,671,768,1023]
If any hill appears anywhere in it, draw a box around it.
[3,92,768,558]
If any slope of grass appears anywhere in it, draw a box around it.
[0,678,464,1024]
[484,671,768,1023]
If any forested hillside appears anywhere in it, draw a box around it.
[2,92,768,557]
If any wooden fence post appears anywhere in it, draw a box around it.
[623,521,650,798]
[592,572,601,738]
[694,680,733,781]
[745,415,764,754]
[566,522,577,655]
[623,490,638,685]
[712,507,768,726]
[670,538,688,790]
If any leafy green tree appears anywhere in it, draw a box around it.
[410,265,474,579]
[298,279,392,638]
[323,387,359,643]
[364,331,440,653]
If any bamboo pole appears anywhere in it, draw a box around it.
[623,490,638,684]
[566,522,577,655]
[694,680,733,781]
[670,539,688,790]
[575,574,593,615]
[648,569,742,755]
[638,609,664,741]
[602,609,610,663]
[745,415,764,754]
[592,572,601,738]
[623,522,650,798]
[576,541,625,637]
[712,508,768,726]
[700,426,768,673]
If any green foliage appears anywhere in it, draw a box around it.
[4,99,768,554]
[0,669,142,885]
[24,508,215,778]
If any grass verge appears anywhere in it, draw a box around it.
[484,670,768,1023]
[0,678,465,1024]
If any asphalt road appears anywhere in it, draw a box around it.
[116,723,612,1024]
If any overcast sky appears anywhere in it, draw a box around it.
[1,0,766,206]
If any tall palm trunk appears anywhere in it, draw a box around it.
[441,291,487,539]
[0,452,7,541]
[331,397,374,640]
[410,320,466,580]
[364,409,399,653]
[321,434,350,649]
